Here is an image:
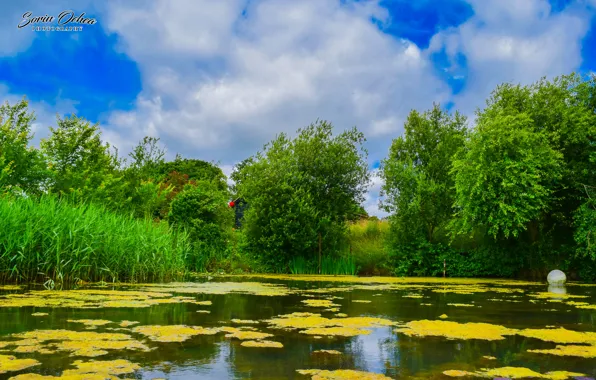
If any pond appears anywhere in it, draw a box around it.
[0,275,595,379]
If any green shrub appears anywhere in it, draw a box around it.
[169,180,232,271]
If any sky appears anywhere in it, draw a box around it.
[1,0,595,217]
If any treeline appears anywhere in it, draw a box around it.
[0,72,595,282]
[380,73,596,280]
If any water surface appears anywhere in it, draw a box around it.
[0,275,594,379]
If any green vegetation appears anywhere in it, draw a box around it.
[0,195,189,283]
[0,72,595,282]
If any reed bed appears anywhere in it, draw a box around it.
[0,195,191,284]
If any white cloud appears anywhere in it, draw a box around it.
[100,0,449,163]
[428,0,591,116]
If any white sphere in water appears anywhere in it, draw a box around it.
[547,269,566,285]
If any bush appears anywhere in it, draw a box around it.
[169,180,232,271]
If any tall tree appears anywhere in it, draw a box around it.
[234,120,370,271]
[0,97,49,195]
[40,114,127,209]
[453,74,596,242]
[381,104,467,243]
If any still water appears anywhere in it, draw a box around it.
[0,275,595,379]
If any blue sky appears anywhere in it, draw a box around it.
[0,0,595,216]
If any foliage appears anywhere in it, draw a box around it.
[381,104,467,243]
[158,156,228,192]
[347,219,391,275]
[40,114,129,211]
[0,98,49,195]
[451,112,563,239]
[234,120,370,272]
[0,194,190,283]
[169,180,233,271]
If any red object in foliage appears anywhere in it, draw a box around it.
[229,201,235,208]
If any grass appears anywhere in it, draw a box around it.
[289,255,357,275]
[348,218,391,275]
[0,195,191,284]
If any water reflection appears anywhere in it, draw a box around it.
[548,284,567,295]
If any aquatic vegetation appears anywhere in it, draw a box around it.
[575,303,596,310]
[528,344,596,358]
[66,359,140,375]
[517,327,596,344]
[221,326,273,340]
[403,294,423,298]
[439,314,448,319]
[352,300,371,303]
[0,285,22,290]
[10,329,150,357]
[443,370,472,377]
[132,325,219,342]
[195,301,212,305]
[140,281,293,296]
[300,327,371,337]
[196,310,210,313]
[395,320,517,341]
[296,369,392,379]
[31,313,48,317]
[0,289,187,309]
[240,340,283,348]
[266,314,395,337]
[442,367,585,379]
[68,319,112,327]
[227,274,539,286]
[447,303,474,307]
[302,299,340,308]
[482,355,496,360]
[10,359,140,379]
[324,308,340,312]
[313,349,342,355]
[0,355,40,374]
[335,313,347,317]
[118,321,139,327]
[530,292,589,300]
[230,319,260,324]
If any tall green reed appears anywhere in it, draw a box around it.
[0,194,191,284]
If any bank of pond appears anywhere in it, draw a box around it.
[0,275,593,379]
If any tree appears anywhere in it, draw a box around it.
[169,180,232,271]
[451,113,563,239]
[0,98,49,195]
[234,120,370,271]
[40,114,128,210]
[380,104,467,243]
[453,73,596,243]
[157,156,228,192]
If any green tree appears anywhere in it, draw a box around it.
[451,113,563,239]
[158,156,228,192]
[0,98,49,195]
[40,114,128,210]
[169,180,232,271]
[234,120,370,271]
[381,104,467,243]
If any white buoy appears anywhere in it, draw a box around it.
[547,269,566,286]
